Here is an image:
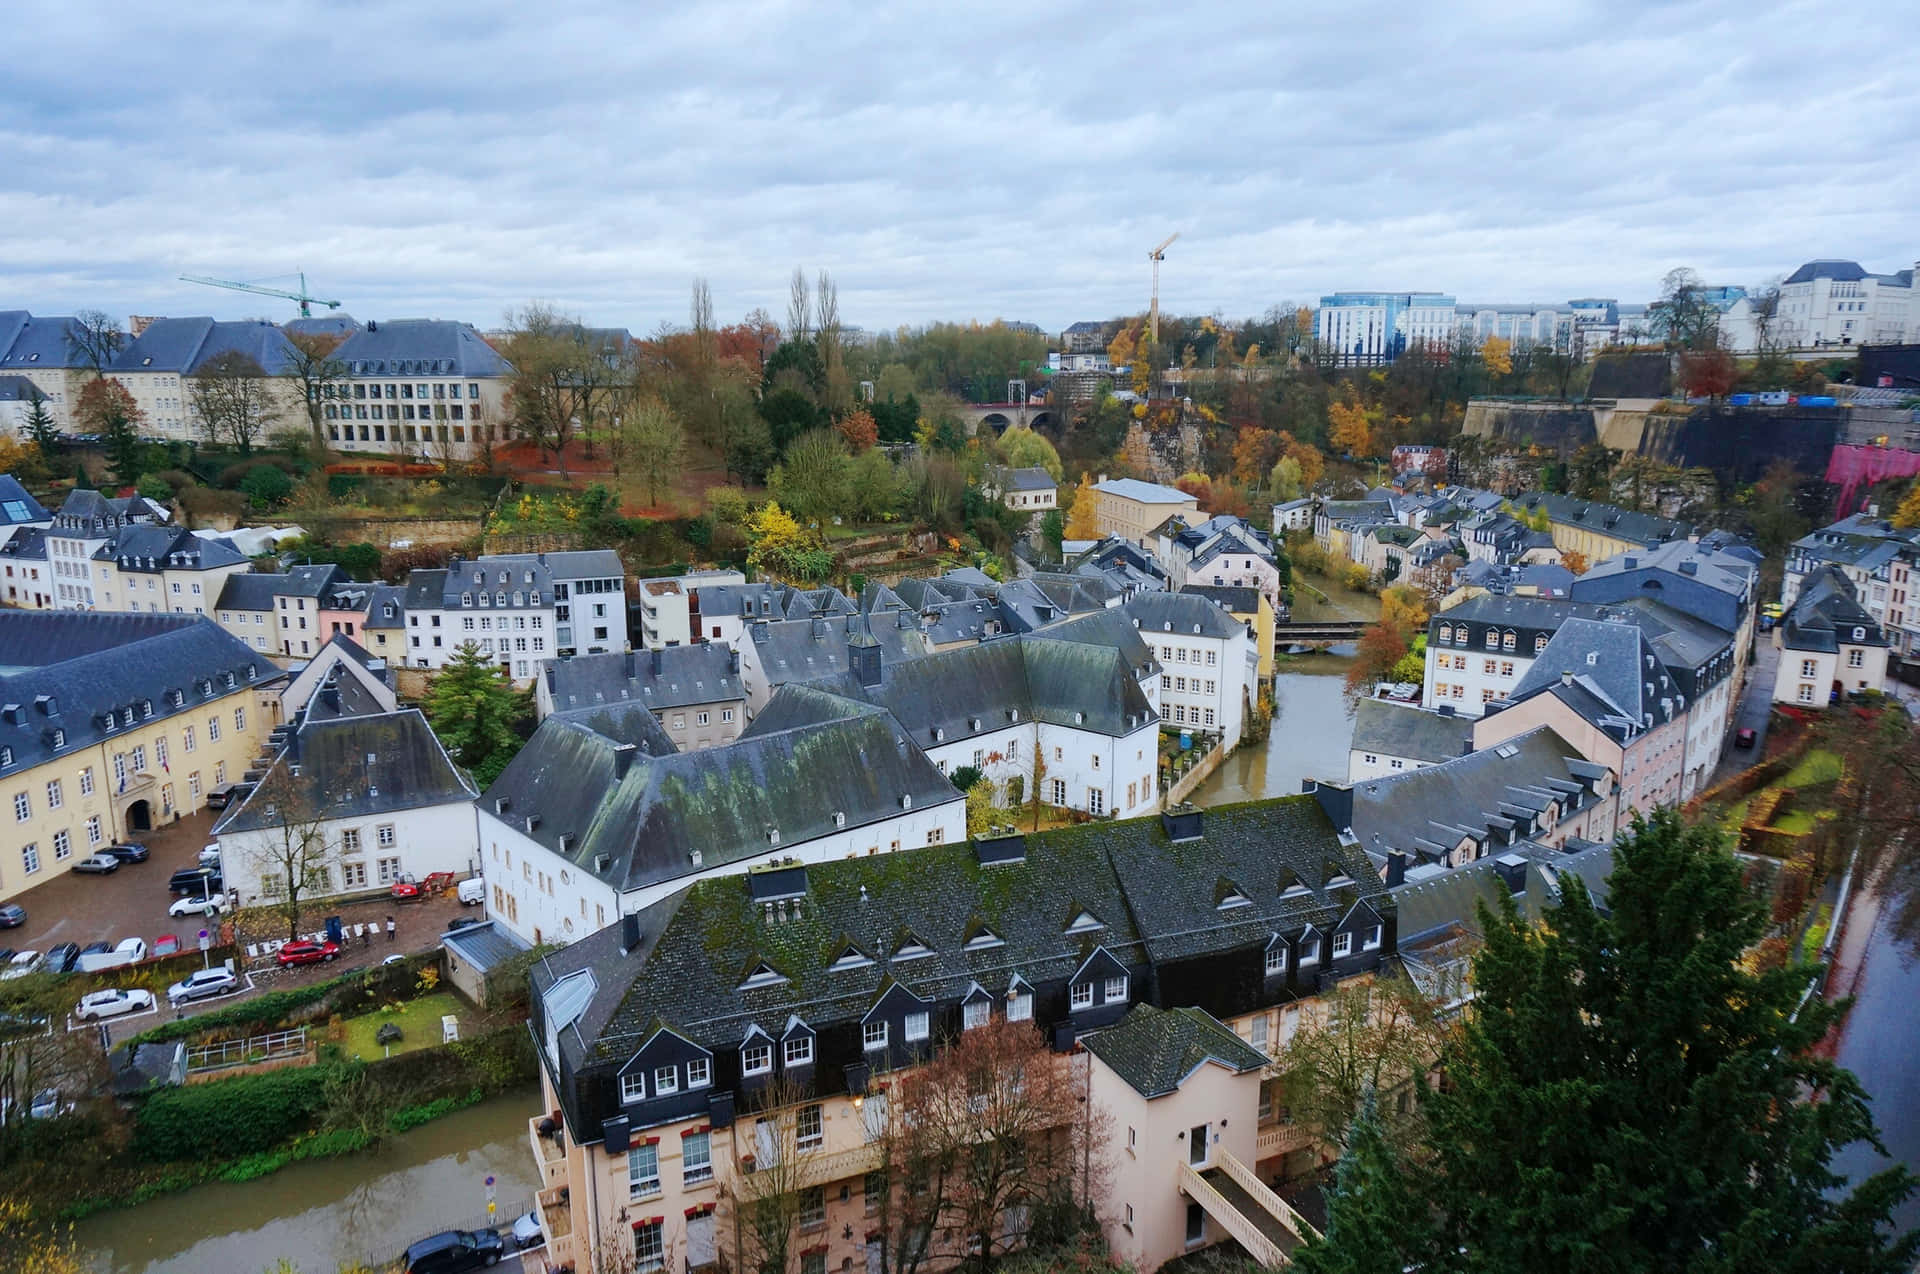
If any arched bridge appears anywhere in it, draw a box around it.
[957,402,1055,435]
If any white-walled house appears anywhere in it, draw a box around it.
[1125,592,1255,746]
[1772,566,1891,705]
[213,703,478,906]
[477,702,963,947]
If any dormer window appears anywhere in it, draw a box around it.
[863,1020,889,1051]
[964,926,1004,950]
[783,1035,813,1067]
[1298,933,1322,965]
[462,592,473,606]
[1065,909,1103,934]
[1265,940,1287,976]
[830,946,873,971]
[740,962,787,990]
[1103,975,1128,1002]
[894,935,934,960]
[742,1040,772,1075]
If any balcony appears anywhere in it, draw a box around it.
[728,1139,886,1196]
[528,1114,568,1190]
[535,1182,575,1270]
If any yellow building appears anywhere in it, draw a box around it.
[1092,478,1199,547]
[0,612,284,901]
[1179,584,1275,679]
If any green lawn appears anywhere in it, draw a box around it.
[340,992,464,1060]
[1771,809,1817,835]
[1779,749,1843,790]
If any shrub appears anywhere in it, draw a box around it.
[242,465,294,509]
[134,1065,340,1161]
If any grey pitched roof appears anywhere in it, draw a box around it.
[550,702,680,758]
[1350,699,1470,765]
[1345,725,1600,864]
[1392,838,1615,941]
[0,375,46,405]
[747,613,930,688]
[1783,259,1869,285]
[1039,606,1160,678]
[1179,584,1262,615]
[481,706,962,897]
[1781,565,1888,653]
[0,614,282,772]
[0,314,88,371]
[216,707,477,833]
[216,571,291,612]
[331,319,513,378]
[362,584,408,628]
[1571,538,1754,600]
[0,526,47,562]
[1093,477,1195,504]
[1510,492,1690,548]
[1123,590,1246,640]
[110,317,298,376]
[442,919,532,972]
[1508,618,1680,730]
[1082,1005,1269,1098]
[541,645,743,715]
[98,524,248,572]
[0,476,48,526]
[995,466,1056,492]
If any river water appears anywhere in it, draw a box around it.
[1190,658,1358,805]
[76,1087,542,1274]
[1829,892,1920,1239]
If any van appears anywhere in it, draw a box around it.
[456,876,486,907]
[75,938,146,974]
[204,783,244,811]
[168,867,223,896]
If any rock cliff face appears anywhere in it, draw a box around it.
[1464,399,1845,484]
[1121,413,1203,481]
[1461,401,1599,456]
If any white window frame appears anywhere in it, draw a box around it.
[1332,931,1353,958]
[1070,982,1093,1009]
[621,1073,647,1103]
[863,1020,889,1051]
[904,1010,929,1041]
[964,999,991,1030]
[1103,975,1128,1002]
[784,1036,813,1067]
[654,1065,679,1096]
[742,1042,772,1075]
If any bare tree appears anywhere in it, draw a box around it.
[0,973,104,1152]
[66,309,125,378]
[622,398,686,509]
[1274,974,1447,1153]
[280,329,349,450]
[234,762,341,941]
[816,270,853,418]
[188,351,280,452]
[786,268,812,344]
[727,1075,813,1274]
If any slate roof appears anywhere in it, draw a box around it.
[1392,838,1614,941]
[1082,1004,1269,1098]
[0,614,281,772]
[216,706,476,833]
[0,476,48,526]
[1783,259,1870,285]
[216,571,291,612]
[443,918,532,972]
[331,319,513,378]
[995,466,1057,492]
[110,317,298,376]
[1505,619,1680,736]
[363,584,408,629]
[549,702,680,758]
[1510,492,1688,548]
[0,375,45,404]
[922,597,1000,645]
[98,523,248,572]
[1093,477,1196,504]
[535,795,1383,1079]
[1179,584,1262,615]
[1123,590,1247,641]
[1344,725,1601,864]
[541,645,744,714]
[481,704,962,897]
[1780,565,1887,653]
[1319,500,1395,525]
[0,314,88,371]
[1350,699,1470,765]
[0,526,47,563]
[1572,538,1754,600]
[1039,606,1161,678]
[747,613,930,689]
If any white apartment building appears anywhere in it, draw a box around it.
[1775,259,1915,350]
[320,319,514,457]
[1316,291,1457,364]
[108,317,305,441]
[45,489,169,610]
[0,312,88,430]
[402,551,625,681]
[214,564,348,660]
[1128,592,1256,746]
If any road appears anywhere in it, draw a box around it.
[1710,637,1780,789]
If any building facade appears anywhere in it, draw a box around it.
[1090,479,1200,547]
[1315,292,1457,365]
[319,319,515,457]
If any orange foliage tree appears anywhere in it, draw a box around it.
[1328,397,1377,459]
[1231,428,1284,485]
[1174,472,1213,509]
[836,407,878,452]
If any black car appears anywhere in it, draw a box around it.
[0,903,24,929]
[75,942,111,963]
[44,942,81,973]
[403,1228,506,1273]
[167,867,223,896]
[446,916,484,933]
[102,842,151,864]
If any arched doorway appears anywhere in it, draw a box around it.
[126,799,152,833]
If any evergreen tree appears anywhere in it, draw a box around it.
[1418,808,1917,1274]
[423,643,533,788]
[1292,1095,1439,1274]
[22,395,59,456]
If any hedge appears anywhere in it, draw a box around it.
[126,955,431,1046]
[134,1065,339,1161]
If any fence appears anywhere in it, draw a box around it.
[186,1026,308,1073]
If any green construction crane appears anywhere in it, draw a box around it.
[178,271,342,318]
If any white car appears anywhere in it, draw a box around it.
[169,895,224,919]
[167,967,240,1006]
[74,988,156,1021]
[511,1209,544,1250]
[0,951,42,980]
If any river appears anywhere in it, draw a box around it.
[76,1087,543,1274]
[1829,890,1920,1239]
[1190,655,1358,805]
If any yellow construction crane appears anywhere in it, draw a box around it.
[179,271,342,318]
[1148,231,1179,349]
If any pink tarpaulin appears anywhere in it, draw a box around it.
[1827,444,1920,514]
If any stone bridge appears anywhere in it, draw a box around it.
[957,402,1056,435]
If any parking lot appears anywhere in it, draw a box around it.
[2,807,222,954]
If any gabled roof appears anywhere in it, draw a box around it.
[1123,590,1246,641]
[1179,584,1262,615]
[1781,565,1888,653]
[1507,619,1680,730]
[216,707,476,833]
[0,476,48,526]
[1392,838,1614,941]
[1350,699,1470,765]
[98,524,248,572]
[1093,477,1196,505]
[993,466,1057,492]
[747,613,930,689]
[0,375,46,404]
[541,645,743,714]
[0,314,89,371]
[331,319,513,378]
[1082,1004,1268,1098]
[110,317,298,376]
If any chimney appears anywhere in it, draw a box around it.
[810,616,827,640]
[1623,556,1637,569]
[650,647,662,675]
[320,685,340,713]
[1308,780,1353,832]
[623,651,635,679]
[1561,670,1574,686]
[1492,854,1528,895]
[620,911,642,955]
[611,742,638,778]
[1159,803,1204,841]
[1385,849,1408,887]
[728,648,740,675]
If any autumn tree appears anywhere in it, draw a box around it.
[1231,427,1284,485]
[280,329,348,450]
[1284,435,1326,491]
[75,377,144,483]
[65,309,124,377]
[1344,621,1409,699]
[189,350,279,452]
[836,406,878,452]
[622,398,686,509]
[1560,549,1590,575]
[729,1076,811,1274]
[1328,397,1376,459]
[1648,266,1723,351]
[1275,976,1446,1152]
[1063,474,1101,541]
[1174,471,1213,509]
[996,426,1061,481]
[1270,456,1305,501]
[769,428,853,524]
[501,304,629,477]
[1480,335,1513,378]
[879,1017,1107,1274]
[1680,344,1738,400]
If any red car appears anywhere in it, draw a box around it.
[276,940,342,967]
[151,933,182,958]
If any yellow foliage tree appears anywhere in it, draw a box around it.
[1064,473,1102,540]
[1379,584,1430,641]
[746,500,806,569]
[1483,335,1513,377]
[1894,484,1920,528]
[1107,324,1137,372]
[1328,398,1376,459]
[1561,550,1591,576]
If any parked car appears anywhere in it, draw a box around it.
[169,894,224,919]
[74,941,111,962]
[1736,727,1758,749]
[167,967,240,1006]
[102,842,151,864]
[76,938,146,973]
[74,988,156,1021]
[70,854,122,875]
[457,876,487,906]
[198,844,222,869]
[510,1210,543,1250]
[0,903,24,929]
[151,934,181,958]
[402,1228,506,1273]
[204,783,250,811]
[1,951,44,980]
[276,940,341,967]
[43,942,81,973]
[167,867,222,896]
[446,916,484,934]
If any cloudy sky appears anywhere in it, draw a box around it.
[5,0,1917,336]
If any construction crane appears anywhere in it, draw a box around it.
[178,271,342,318]
[1148,232,1179,349]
